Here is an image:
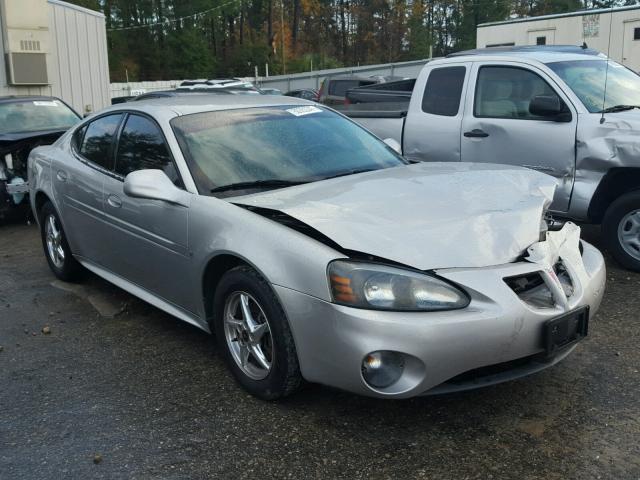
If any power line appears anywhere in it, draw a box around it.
[107,0,243,32]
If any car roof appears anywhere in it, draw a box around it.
[443,45,607,64]
[0,95,63,104]
[100,94,315,120]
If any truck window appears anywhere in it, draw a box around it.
[421,66,466,117]
[474,66,559,120]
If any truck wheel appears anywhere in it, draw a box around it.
[603,191,640,272]
[39,201,83,281]
[213,265,303,400]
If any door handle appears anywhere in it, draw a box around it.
[463,129,489,138]
[56,170,68,182]
[107,194,122,208]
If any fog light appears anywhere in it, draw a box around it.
[361,351,405,388]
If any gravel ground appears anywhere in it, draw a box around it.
[1,221,638,480]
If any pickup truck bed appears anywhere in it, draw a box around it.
[345,78,415,105]
[341,108,406,144]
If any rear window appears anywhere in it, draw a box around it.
[422,66,466,117]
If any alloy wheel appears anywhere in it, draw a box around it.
[223,291,274,380]
[45,214,65,268]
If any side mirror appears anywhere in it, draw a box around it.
[529,95,563,118]
[123,169,189,207]
[383,137,402,154]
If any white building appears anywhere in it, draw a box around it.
[477,5,640,72]
[0,0,110,114]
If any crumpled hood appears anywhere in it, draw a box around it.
[232,162,558,270]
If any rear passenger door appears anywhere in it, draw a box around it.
[55,113,124,265]
[101,113,194,312]
[460,62,577,212]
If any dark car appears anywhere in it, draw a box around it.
[0,96,81,219]
[344,78,416,105]
[133,90,235,101]
[284,89,318,101]
[317,76,378,106]
[133,88,263,103]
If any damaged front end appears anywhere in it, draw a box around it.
[0,131,64,219]
[505,222,593,311]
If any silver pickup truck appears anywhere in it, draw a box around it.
[345,45,640,271]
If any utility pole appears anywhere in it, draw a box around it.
[281,0,286,74]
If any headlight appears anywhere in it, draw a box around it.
[328,260,470,311]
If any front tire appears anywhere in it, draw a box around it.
[39,201,82,281]
[213,266,302,400]
[603,191,640,272]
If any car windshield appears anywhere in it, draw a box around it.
[171,105,406,196]
[0,99,80,134]
[547,59,640,113]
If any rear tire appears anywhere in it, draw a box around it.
[602,191,640,272]
[213,265,302,400]
[39,201,83,281]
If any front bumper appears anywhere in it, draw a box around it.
[276,233,606,399]
[0,179,29,216]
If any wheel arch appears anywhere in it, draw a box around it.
[587,168,640,223]
[34,190,52,221]
[202,251,279,329]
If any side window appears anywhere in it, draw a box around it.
[422,66,466,116]
[72,124,87,151]
[474,66,560,120]
[114,114,180,185]
[78,114,123,170]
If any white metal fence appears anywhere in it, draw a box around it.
[253,58,431,92]
[110,58,432,99]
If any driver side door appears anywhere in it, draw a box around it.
[100,112,195,313]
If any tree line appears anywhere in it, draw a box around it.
[68,0,631,82]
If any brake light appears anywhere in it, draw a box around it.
[344,96,351,106]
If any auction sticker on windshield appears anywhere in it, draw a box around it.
[286,106,322,116]
[33,101,60,107]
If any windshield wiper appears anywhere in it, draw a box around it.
[598,104,640,113]
[210,179,309,194]
[322,168,378,181]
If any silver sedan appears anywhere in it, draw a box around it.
[28,96,606,399]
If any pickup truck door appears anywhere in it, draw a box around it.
[460,61,577,213]
[403,62,471,163]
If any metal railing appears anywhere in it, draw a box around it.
[109,58,432,98]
